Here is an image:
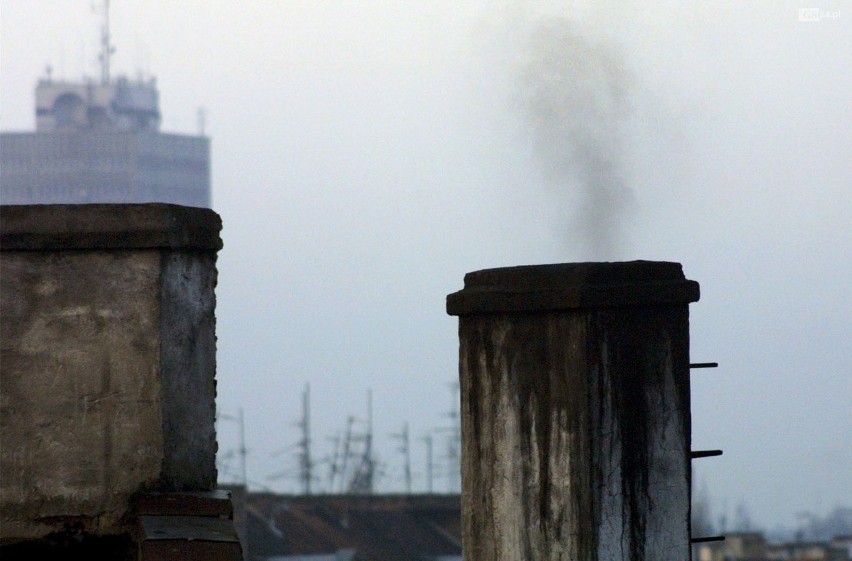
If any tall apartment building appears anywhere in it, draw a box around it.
[1,73,210,208]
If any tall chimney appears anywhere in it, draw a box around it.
[447,261,700,560]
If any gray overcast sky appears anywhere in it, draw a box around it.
[2,1,849,530]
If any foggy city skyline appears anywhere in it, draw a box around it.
[1,0,849,535]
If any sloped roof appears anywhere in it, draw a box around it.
[246,494,461,561]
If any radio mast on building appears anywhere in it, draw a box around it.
[98,0,115,85]
[0,1,211,208]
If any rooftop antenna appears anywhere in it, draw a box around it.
[338,416,355,493]
[348,390,376,494]
[296,383,313,495]
[197,107,207,136]
[391,423,411,494]
[422,433,434,494]
[216,408,248,488]
[446,382,461,493]
[366,389,373,488]
[238,407,248,487]
[97,0,115,84]
[326,432,342,492]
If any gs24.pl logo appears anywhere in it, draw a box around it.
[798,8,840,21]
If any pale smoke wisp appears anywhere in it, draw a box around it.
[520,17,632,259]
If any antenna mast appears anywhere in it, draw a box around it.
[297,383,313,495]
[392,423,412,494]
[98,0,115,84]
[197,107,208,136]
[446,382,461,493]
[238,407,248,487]
[347,390,376,494]
[423,433,434,494]
[402,422,411,494]
[339,416,355,493]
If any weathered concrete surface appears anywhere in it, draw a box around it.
[447,261,699,314]
[447,261,698,561]
[0,204,221,544]
[0,203,222,251]
[159,251,218,490]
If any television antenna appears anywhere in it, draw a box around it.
[95,0,115,84]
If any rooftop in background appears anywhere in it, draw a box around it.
[0,71,210,208]
[240,493,461,561]
[35,74,161,133]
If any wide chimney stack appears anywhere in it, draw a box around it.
[447,261,700,561]
[0,204,221,544]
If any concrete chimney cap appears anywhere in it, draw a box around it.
[0,203,222,252]
[446,260,700,315]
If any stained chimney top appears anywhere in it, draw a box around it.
[0,204,222,252]
[446,260,699,315]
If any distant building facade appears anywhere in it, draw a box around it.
[1,76,210,208]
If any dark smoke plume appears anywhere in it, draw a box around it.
[519,16,632,259]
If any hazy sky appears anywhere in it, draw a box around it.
[2,1,849,531]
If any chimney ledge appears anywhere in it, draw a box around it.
[0,204,222,252]
[446,261,699,315]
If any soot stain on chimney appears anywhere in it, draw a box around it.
[500,313,594,558]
